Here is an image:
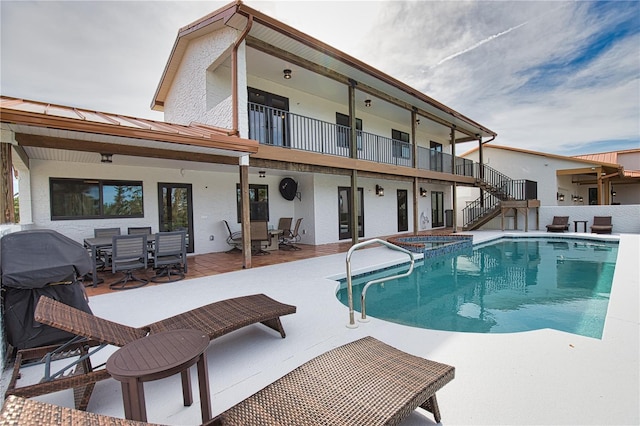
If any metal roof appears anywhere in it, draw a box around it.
[1,96,259,159]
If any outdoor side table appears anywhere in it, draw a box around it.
[106,329,211,423]
[574,220,588,232]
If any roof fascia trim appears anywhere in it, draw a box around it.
[1,108,258,154]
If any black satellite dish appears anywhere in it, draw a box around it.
[279,178,298,201]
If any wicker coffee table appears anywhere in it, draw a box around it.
[106,329,211,423]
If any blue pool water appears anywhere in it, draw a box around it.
[337,237,618,338]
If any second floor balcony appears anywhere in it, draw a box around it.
[248,102,475,178]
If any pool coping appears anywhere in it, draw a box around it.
[4,230,637,425]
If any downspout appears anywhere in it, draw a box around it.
[232,14,253,136]
[232,14,253,268]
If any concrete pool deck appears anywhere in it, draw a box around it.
[4,231,639,425]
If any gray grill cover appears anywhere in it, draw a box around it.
[1,229,91,289]
[1,229,93,349]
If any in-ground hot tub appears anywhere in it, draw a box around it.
[387,234,473,258]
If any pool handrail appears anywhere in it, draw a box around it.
[345,238,415,328]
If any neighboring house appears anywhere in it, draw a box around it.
[458,144,640,230]
[2,0,507,264]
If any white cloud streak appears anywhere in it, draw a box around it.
[431,21,529,68]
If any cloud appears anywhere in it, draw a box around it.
[353,1,639,154]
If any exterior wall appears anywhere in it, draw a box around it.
[245,76,452,149]
[463,147,602,207]
[164,27,238,127]
[27,159,455,252]
[613,182,640,205]
[617,151,640,171]
[540,205,640,234]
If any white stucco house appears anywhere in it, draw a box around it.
[2,0,508,266]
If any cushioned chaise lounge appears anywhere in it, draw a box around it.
[546,216,569,232]
[6,294,296,411]
[590,216,613,234]
[1,337,455,426]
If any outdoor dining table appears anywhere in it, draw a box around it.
[84,234,155,287]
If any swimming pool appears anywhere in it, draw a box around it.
[336,237,618,338]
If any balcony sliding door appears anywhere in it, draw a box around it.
[248,87,290,147]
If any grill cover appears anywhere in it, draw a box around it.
[1,229,93,349]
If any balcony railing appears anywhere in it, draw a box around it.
[248,102,473,175]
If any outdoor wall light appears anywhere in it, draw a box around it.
[375,184,384,196]
[420,187,427,197]
[283,69,292,79]
[259,170,266,178]
[416,118,421,125]
[364,99,372,107]
[100,153,113,163]
[556,192,564,201]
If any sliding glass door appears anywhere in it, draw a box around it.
[158,183,194,252]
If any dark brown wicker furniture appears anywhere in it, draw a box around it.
[0,395,155,426]
[2,336,454,426]
[546,216,569,232]
[574,220,588,232]
[212,336,455,425]
[591,216,613,234]
[106,329,211,422]
[6,294,296,411]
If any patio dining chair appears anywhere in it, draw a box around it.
[276,217,292,243]
[281,218,303,250]
[109,234,149,290]
[250,220,270,255]
[127,226,152,235]
[223,220,242,253]
[93,227,121,270]
[151,230,187,283]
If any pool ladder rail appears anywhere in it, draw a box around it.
[345,238,415,328]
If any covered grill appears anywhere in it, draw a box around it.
[1,229,93,350]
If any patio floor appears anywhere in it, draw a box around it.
[85,228,456,297]
[5,230,639,425]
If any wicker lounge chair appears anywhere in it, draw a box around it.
[1,337,455,426]
[213,336,455,425]
[591,216,613,234]
[546,216,569,232]
[0,395,152,426]
[6,294,296,411]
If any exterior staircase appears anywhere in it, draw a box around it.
[462,164,537,231]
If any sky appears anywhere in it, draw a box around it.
[1,0,639,157]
